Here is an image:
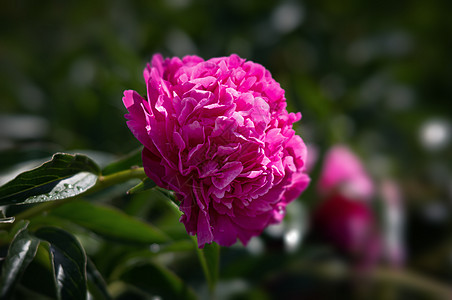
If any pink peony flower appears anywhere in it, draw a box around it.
[317,145,374,200]
[312,194,380,265]
[123,54,310,247]
[313,145,381,268]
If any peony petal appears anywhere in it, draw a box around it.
[232,210,272,231]
[142,147,166,187]
[178,97,198,125]
[150,53,165,77]
[196,211,214,248]
[173,131,185,150]
[123,90,154,149]
[211,213,238,247]
[212,162,243,190]
[280,172,310,206]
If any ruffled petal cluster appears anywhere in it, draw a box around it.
[123,54,309,247]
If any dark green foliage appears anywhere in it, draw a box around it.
[0,154,100,205]
[50,200,169,245]
[35,227,88,300]
[118,262,198,300]
[0,222,39,299]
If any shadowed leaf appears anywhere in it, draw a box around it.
[0,153,100,206]
[35,227,87,300]
[118,262,197,300]
[0,221,40,299]
[86,258,112,300]
[50,200,170,244]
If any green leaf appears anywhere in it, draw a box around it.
[101,147,142,176]
[17,244,57,299]
[86,258,112,300]
[50,200,170,244]
[0,221,40,299]
[195,240,220,293]
[118,262,197,300]
[0,153,101,206]
[34,227,87,300]
[160,239,195,253]
[156,187,178,205]
[127,178,156,194]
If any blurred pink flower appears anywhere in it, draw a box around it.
[313,194,381,267]
[317,145,374,200]
[123,54,310,247]
[312,145,381,267]
[304,143,319,173]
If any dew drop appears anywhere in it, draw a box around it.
[67,184,73,189]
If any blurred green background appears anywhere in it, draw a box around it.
[1,0,451,299]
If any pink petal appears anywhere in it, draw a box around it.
[212,162,243,190]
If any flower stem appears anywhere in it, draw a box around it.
[90,167,146,194]
[371,267,452,299]
[291,260,452,298]
[191,237,220,298]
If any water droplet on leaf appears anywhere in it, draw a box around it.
[63,183,74,189]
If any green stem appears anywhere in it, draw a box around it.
[0,167,146,229]
[371,267,452,299]
[191,237,219,299]
[291,260,452,299]
[90,167,146,194]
